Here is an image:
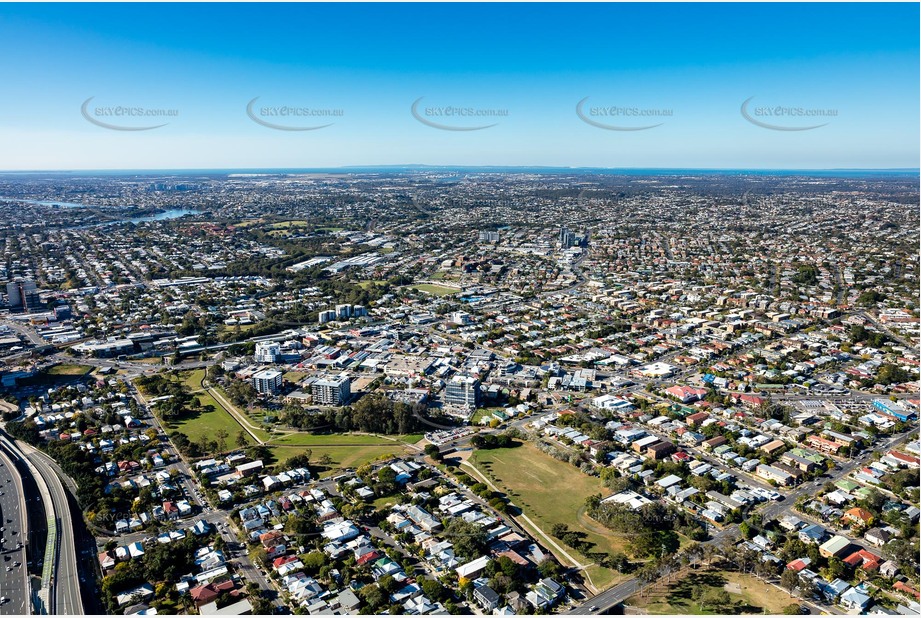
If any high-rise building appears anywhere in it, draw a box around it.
[445,375,480,409]
[311,374,351,405]
[6,279,41,313]
[559,227,576,249]
[318,309,337,324]
[254,341,281,363]
[336,304,352,320]
[478,230,500,243]
[252,369,283,395]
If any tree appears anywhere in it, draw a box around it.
[235,430,248,448]
[783,604,802,615]
[215,429,228,453]
[781,568,799,593]
[419,578,446,602]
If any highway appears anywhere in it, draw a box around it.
[13,440,84,615]
[26,447,83,615]
[0,446,29,616]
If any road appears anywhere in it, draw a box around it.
[15,440,84,615]
[0,446,29,616]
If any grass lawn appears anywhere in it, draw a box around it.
[626,569,800,615]
[357,279,386,289]
[469,442,630,590]
[268,444,405,474]
[410,283,458,296]
[168,391,253,451]
[267,220,310,229]
[282,371,309,383]
[270,432,422,447]
[267,432,421,475]
[135,357,163,365]
[179,369,206,391]
[470,408,505,426]
[46,363,93,376]
[371,494,402,511]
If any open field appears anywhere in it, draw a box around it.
[410,283,459,296]
[180,368,206,391]
[267,444,406,474]
[267,220,310,229]
[46,363,93,376]
[282,371,309,383]
[168,391,254,451]
[271,432,422,447]
[625,569,800,615]
[470,442,630,590]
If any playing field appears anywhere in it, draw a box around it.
[411,283,458,296]
[625,569,800,614]
[46,364,93,376]
[470,442,631,590]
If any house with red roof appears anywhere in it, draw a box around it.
[842,507,874,527]
[190,580,237,607]
[732,393,765,407]
[664,385,708,404]
[786,558,811,572]
[894,581,920,600]
[843,548,881,572]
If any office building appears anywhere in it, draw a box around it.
[445,375,480,409]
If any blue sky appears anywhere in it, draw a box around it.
[0,3,917,170]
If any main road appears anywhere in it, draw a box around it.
[12,439,84,615]
[0,446,29,616]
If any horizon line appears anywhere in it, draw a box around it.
[0,165,918,175]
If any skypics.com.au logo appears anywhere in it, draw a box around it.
[246,97,344,131]
[741,96,837,131]
[81,97,178,131]
[411,97,508,131]
[576,97,672,131]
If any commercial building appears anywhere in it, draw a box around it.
[6,278,42,312]
[254,341,281,363]
[252,369,283,395]
[311,374,351,405]
[445,375,480,409]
